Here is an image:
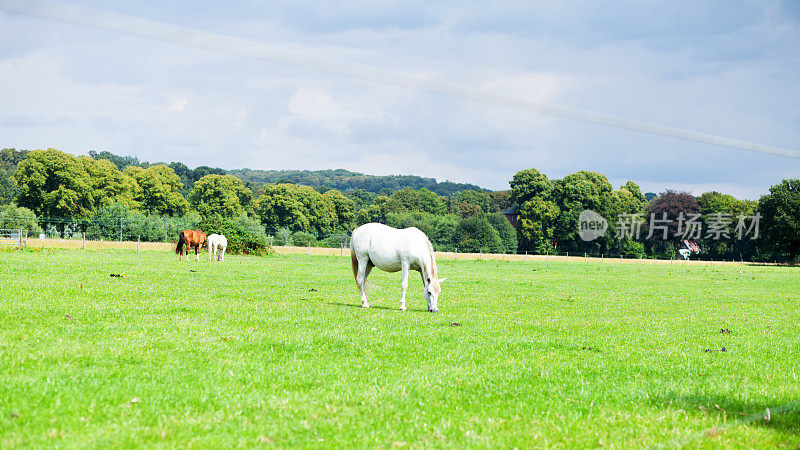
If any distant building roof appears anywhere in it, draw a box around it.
[503,205,519,215]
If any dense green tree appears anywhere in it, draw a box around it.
[384,187,446,215]
[81,157,139,210]
[457,202,482,218]
[516,197,560,253]
[14,149,95,218]
[612,181,647,214]
[355,196,388,226]
[188,174,253,219]
[430,215,459,251]
[510,168,552,205]
[454,214,503,253]
[695,191,757,260]
[256,184,337,236]
[124,164,189,216]
[758,179,800,261]
[88,150,143,170]
[323,189,356,231]
[228,168,484,196]
[256,185,309,232]
[346,189,376,211]
[487,190,512,213]
[550,171,616,252]
[1,148,29,205]
[456,190,491,212]
[487,212,517,254]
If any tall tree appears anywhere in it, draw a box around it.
[0,148,29,205]
[456,190,491,213]
[81,157,139,210]
[487,212,517,253]
[188,174,253,219]
[384,187,446,215]
[88,150,143,170]
[510,168,552,205]
[487,190,512,213]
[14,148,95,218]
[323,189,356,232]
[256,184,337,236]
[551,171,615,252]
[124,164,189,216]
[758,179,800,261]
[454,215,503,253]
[516,196,560,253]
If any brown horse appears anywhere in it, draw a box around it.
[176,230,207,261]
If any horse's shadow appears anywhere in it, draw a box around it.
[327,302,428,313]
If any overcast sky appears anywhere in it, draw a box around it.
[1,0,799,198]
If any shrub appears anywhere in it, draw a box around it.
[199,214,272,256]
[0,204,43,235]
[319,233,349,248]
[272,227,293,246]
[291,231,317,247]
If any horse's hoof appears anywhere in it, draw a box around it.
[362,303,371,308]
[399,307,406,312]
[428,308,439,313]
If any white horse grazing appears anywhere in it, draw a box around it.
[350,223,446,312]
[207,234,228,261]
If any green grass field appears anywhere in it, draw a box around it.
[1,250,798,448]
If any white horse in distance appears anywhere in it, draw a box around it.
[207,234,228,261]
[350,223,445,312]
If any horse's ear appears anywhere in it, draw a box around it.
[439,277,447,283]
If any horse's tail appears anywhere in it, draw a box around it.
[176,231,185,255]
[350,246,379,291]
[350,248,359,281]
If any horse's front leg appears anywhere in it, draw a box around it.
[195,245,200,261]
[399,262,409,311]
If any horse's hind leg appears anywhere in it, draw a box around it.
[356,257,371,308]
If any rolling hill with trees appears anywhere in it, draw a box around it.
[227,168,485,196]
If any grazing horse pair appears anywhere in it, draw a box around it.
[176,230,206,261]
[350,223,446,312]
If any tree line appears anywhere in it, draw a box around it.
[1,148,798,261]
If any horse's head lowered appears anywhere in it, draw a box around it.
[423,276,446,313]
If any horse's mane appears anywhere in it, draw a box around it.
[425,238,438,280]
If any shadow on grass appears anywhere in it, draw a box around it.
[326,301,429,313]
[655,393,800,443]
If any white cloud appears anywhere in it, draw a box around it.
[1,1,798,195]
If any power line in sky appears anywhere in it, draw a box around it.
[3,0,799,159]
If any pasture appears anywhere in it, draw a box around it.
[0,250,798,448]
